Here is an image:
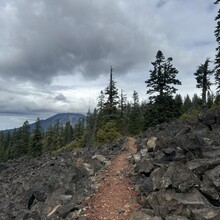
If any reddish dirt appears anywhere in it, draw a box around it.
[85,137,140,220]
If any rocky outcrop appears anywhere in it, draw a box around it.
[0,140,124,219]
[133,119,220,219]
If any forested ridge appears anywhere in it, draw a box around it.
[1,1,220,163]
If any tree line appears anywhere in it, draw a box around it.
[1,1,220,162]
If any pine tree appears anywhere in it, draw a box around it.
[10,123,30,159]
[145,50,181,125]
[119,90,127,118]
[214,0,220,90]
[194,58,213,105]
[22,121,30,152]
[71,118,86,148]
[85,109,98,148]
[64,121,73,145]
[145,50,181,101]
[104,66,119,116]
[97,90,105,113]
[192,93,202,108]
[182,95,193,113]
[129,91,144,135]
[174,94,184,115]
[118,90,128,135]
[30,118,43,157]
[43,125,56,151]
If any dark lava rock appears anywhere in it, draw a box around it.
[135,159,154,176]
[163,148,176,157]
[161,162,201,192]
[200,175,220,204]
[147,188,209,218]
[0,140,124,219]
[130,210,162,220]
[134,115,220,219]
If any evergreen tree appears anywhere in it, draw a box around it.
[145,50,181,125]
[145,50,181,101]
[71,118,86,148]
[54,121,65,149]
[30,118,43,157]
[8,127,29,159]
[43,124,56,151]
[119,89,127,118]
[64,121,73,145]
[194,58,213,105]
[129,91,144,135]
[192,93,202,109]
[122,101,131,135]
[97,90,105,113]
[182,95,193,113]
[11,120,31,157]
[43,121,64,152]
[0,131,7,162]
[85,109,97,148]
[174,94,184,115]
[214,0,220,91]
[118,90,128,135]
[104,66,119,116]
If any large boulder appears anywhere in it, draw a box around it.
[135,159,154,177]
[161,162,201,192]
[151,166,167,191]
[198,108,216,130]
[205,165,220,191]
[200,175,220,203]
[146,188,210,218]
[187,158,220,177]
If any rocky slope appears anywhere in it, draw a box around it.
[131,118,220,219]
[0,140,124,219]
[2,108,220,219]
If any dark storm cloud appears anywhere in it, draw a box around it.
[0,0,153,83]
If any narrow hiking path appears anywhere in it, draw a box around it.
[85,137,140,220]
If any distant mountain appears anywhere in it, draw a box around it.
[33,113,86,131]
[3,113,86,133]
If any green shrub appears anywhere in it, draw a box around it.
[96,121,121,144]
[180,108,200,121]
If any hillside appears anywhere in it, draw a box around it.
[2,112,220,219]
[33,113,86,131]
[3,113,86,132]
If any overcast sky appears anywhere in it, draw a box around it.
[0,0,218,129]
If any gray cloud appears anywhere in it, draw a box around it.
[0,0,218,129]
[0,0,156,83]
[0,0,217,84]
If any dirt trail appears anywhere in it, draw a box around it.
[86,137,140,220]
